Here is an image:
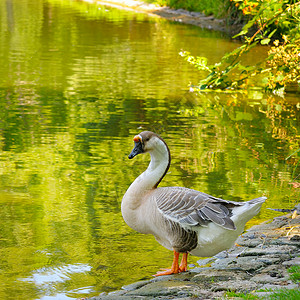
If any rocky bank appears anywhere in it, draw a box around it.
[93,0,241,35]
[90,213,300,299]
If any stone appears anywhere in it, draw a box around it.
[90,294,134,300]
[210,257,237,269]
[213,250,229,259]
[212,279,258,292]
[150,272,194,282]
[282,257,300,266]
[192,269,247,283]
[211,256,267,272]
[89,211,300,300]
[191,289,224,299]
[290,234,300,241]
[176,9,188,14]
[150,274,174,282]
[189,266,212,273]
[126,280,198,297]
[258,264,288,277]
[267,236,300,246]
[253,291,273,297]
[250,273,289,284]
[260,283,299,291]
[196,257,216,267]
[227,247,249,257]
[235,236,263,247]
[239,245,298,256]
[121,280,150,291]
[107,290,127,296]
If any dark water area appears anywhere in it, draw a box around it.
[0,0,299,299]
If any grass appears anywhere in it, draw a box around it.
[143,0,232,18]
[287,265,300,283]
[263,289,300,300]
[224,264,300,299]
[225,289,300,299]
[224,291,258,299]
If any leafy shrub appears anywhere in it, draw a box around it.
[181,0,300,92]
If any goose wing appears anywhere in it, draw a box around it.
[155,187,239,230]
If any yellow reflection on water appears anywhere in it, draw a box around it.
[0,0,299,299]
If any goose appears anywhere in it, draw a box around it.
[121,131,266,276]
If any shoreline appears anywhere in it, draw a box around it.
[90,212,300,299]
[89,0,242,35]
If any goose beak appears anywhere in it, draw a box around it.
[128,140,143,159]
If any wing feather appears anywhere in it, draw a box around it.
[155,187,236,230]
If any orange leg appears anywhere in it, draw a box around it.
[154,250,179,276]
[179,252,188,272]
[154,251,188,276]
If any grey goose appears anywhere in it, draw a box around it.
[121,131,266,276]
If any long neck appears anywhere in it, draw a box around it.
[125,140,170,198]
[145,144,170,189]
[122,138,170,218]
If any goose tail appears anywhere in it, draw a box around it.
[247,196,267,205]
[245,196,267,216]
[231,196,266,229]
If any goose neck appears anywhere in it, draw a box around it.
[122,136,170,210]
[144,143,170,189]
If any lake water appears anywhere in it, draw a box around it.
[0,0,299,299]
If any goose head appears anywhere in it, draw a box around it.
[128,131,169,159]
[128,131,171,187]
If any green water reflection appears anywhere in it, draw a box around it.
[0,0,299,299]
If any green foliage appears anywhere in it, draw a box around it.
[257,266,300,299]
[225,291,258,299]
[225,289,300,299]
[266,289,300,300]
[144,0,230,17]
[288,265,300,283]
[180,43,256,90]
[266,36,300,91]
[181,0,300,92]
[225,267,300,299]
